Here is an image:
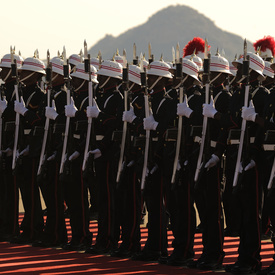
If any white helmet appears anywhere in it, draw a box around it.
[114,54,124,65]
[0,53,23,69]
[128,64,141,85]
[229,62,238,76]
[147,60,173,79]
[69,54,83,66]
[182,58,201,85]
[232,52,265,80]
[91,57,99,70]
[70,63,98,83]
[50,56,71,76]
[185,54,203,72]
[263,61,274,78]
[97,60,122,79]
[20,57,45,75]
[210,54,232,75]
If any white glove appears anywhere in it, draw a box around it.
[65,97,78,117]
[203,97,217,118]
[14,96,28,116]
[47,151,57,161]
[19,145,30,157]
[45,100,58,120]
[127,160,135,167]
[177,96,193,118]
[2,147,13,157]
[242,100,257,122]
[205,154,220,170]
[244,159,256,171]
[69,151,80,161]
[123,106,136,123]
[86,98,100,118]
[150,164,158,174]
[89,148,102,160]
[143,114,158,130]
[0,96,7,113]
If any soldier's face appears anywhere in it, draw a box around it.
[20,71,42,86]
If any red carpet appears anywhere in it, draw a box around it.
[0,215,273,274]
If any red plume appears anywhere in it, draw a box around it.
[253,36,275,56]
[183,37,211,57]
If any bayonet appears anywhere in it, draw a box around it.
[176,43,180,63]
[233,38,250,189]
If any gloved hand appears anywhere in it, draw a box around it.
[127,160,135,167]
[203,96,217,118]
[2,147,13,157]
[123,106,136,123]
[242,100,257,122]
[18,145,30,157]
[244,159,256,171]
[177,95,193,118]
[46,100,58,120]
[143,114,158,130]
[47,151,57,161]
[86,98,100,118]
[65,97,78,117]
[205,154,220,170]
[69,151,80,161]
[0,96,7,113]
[14,96,28,116]
[150,164,159,174]
[89,148,102,159]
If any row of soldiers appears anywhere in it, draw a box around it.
[0,36,275,275]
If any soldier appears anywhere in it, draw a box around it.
[60,61,97,251]
[32,55,68,247]
[11,53,46,244]
[204,49,267,273]
[131,58,175,262]
[111,64,144,257]
[85,59,124,254]
[189,51,232,270]
[0,51,23,241]
[241,38,275,275]
[165,57,202,266]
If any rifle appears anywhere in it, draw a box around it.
[116,50,129,184]
[82,40,96,178]
[232,39,250,190]
[11,46,22,173]
[194,39,211,187]
[171,44,184,185]
[140,58,150,191]
[0,85,4,170]
[37,50,52,180]
[59,46,72,178]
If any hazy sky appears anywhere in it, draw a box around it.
[1,0,274,60]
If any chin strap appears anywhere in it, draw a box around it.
[149,76,162,90]
[20,72,36,83]
[3,69,11,82]
[209,72,222,85]
[174,75,189,89]
[74,79,86,92]
[99,76,110,89]
[129,82,135,91]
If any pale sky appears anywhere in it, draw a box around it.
[1,0,274,60]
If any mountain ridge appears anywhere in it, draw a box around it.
[88,5,253,62]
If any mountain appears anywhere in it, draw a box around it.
[88,5,253,62]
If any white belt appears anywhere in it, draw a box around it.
[24,129,31,135]
[152,137,158,142]
[228,137,255,145]
[194,136,216,147]
[96,135,104,141]
[73,134,80,139]
[263,144,275,151]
